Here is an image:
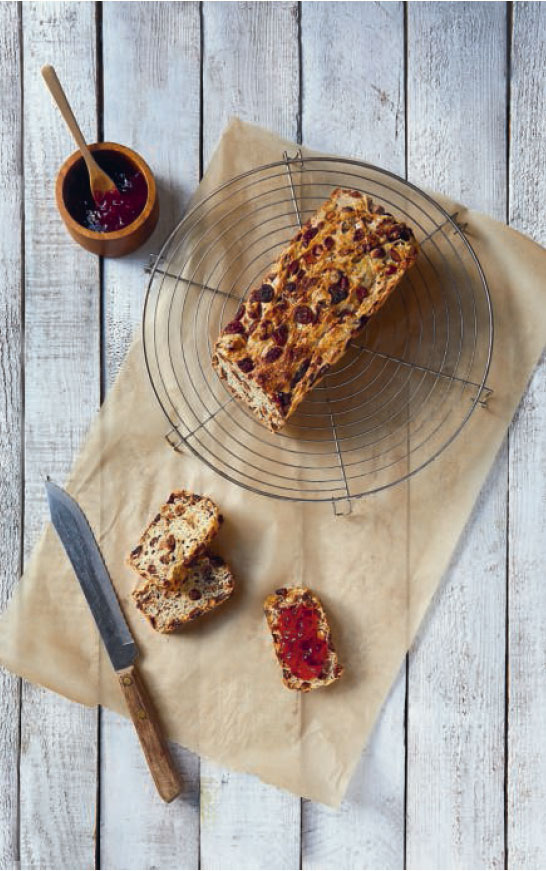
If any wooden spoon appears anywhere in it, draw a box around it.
[41,64,118,204]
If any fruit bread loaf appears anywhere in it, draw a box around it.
[133,553,234,633]
[127,490,221,590]
[212,188,419,431]
[263,586,343,691]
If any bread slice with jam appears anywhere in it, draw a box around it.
[132,553,234,633]
[263,586,343,692]
[127,490,221,590]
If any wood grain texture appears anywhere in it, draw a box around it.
[300,3,406,868]
[19,3,100,868]
[100,709,199,871]
[100,2,201,868]
[200,3,300,868]
[302,670,406,870]
[102,0,202,382]
[202,0,299,164]
[406,4,507,868]
[406,455,507,870]
[200,771,301,871]
[301,1,405,170]
[0,4,22,869]
[507,4,546,868]
[407,2,507,214]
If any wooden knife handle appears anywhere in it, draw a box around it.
[118,663,182,803]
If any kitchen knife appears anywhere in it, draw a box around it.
[45,479,182,803]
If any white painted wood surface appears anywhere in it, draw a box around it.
[301,4,406,869]
[301,1,405,169]
[202,1,300,166]
[100,3,201,868]
[507,4,546,868]
[0,4,22,869]
[19,3,100,869]
[405,4,507,868]
[0,2,545,868]
[200,4,301,869]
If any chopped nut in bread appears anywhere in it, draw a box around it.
[132,554,234,633]
[263,586,343,691]
[127,490,221,589]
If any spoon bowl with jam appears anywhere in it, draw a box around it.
[56,142,159,257]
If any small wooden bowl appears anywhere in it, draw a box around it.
[56,142,159,258]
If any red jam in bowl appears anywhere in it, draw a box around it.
[64,149,148,233]
[278,603,328,680]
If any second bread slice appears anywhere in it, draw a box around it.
[128,490,221,589]
[132,554,234,632]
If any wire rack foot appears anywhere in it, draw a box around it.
[333,498,352,516]
[165,428,184,453]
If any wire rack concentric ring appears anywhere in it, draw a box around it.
[143,154,493,511]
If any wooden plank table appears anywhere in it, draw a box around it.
[0,2,545,868]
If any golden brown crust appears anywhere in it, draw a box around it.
[127,490,221,589]
[132,554,234,633]
[263,586,343,692]
[213,189,419,431]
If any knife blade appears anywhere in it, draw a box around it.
[45,480,137,671]
[45,479,182,803]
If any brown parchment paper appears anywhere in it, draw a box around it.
[1,119,546,807]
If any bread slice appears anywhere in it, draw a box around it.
[127,490,221,590]
[263,586,343,692]
[132,554,234,633]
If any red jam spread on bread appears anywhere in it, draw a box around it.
[277,603,328,680]
[65,149,147,232]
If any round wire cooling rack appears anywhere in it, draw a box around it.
[143,153,493,512]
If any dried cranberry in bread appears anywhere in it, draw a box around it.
[132,554,234,633]
[127,490,221,589]
[212,188,418,431]
[263,586,343,692]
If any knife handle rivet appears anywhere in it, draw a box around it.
[137,708,147,720]
[122,676,133,686]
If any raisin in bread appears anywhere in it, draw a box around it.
[212,188,418,431]
[132,554,234,633]
[128,490,221,589]
[263,586,343,692]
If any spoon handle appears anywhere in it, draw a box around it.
[41,65,95,166]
